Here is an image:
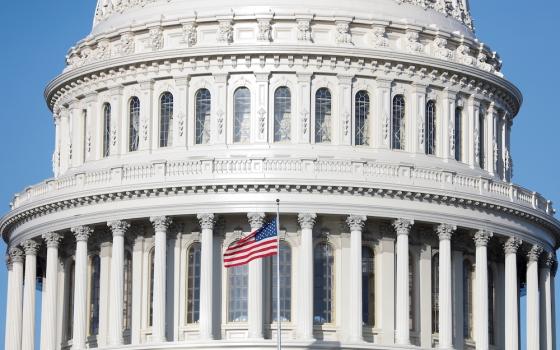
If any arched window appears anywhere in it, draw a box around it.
[148,248,155,327]
[66,260,75,340]
[187,243,202,324]
[274,87,292,142]
[355,91,370,146]
[425,100,436,155]
[228,261,248,322]
[463,260,474,340]
[315,88,332,143]
[129,97,140,152]
[103,103,111,157]
[479,110,485,169]
[234,87,251,143]
[409,253,416,331]
[488,267,496,345]
[392,95,406,150]
[159,92,174,147]
[195,89,211,145]
[89,254,101,336]
[362,246,375,326]
[431,253,439,334]
[123,251,133,331]
[272,241,292,322]
[313,242,334,325]
[455,107,462,161]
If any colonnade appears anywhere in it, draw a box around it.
[4,213,557,350]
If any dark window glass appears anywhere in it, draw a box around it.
[392,95,405,150]
[355,91,370,146]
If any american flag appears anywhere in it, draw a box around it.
[224,219,278,268]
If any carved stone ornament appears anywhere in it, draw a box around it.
[392,218,414,236]
[8,247,25,263]
[257,19,272,42]
[149,26,164,51]
[197,213,216,230]
[217,20,233,44]
[456,43,474,65]
[182,22,198,47]
[473,230,493,247]
[119,32,135,55]
[527,245,543,262]
[42,232,63,248]
[371,25,389,48]
[297,19,312,42]
[298,213,317,230]
[108,220,131,237]
[22,240,40,256]
[477,51,494,72]
[71,225,93,242]
[503,237,522,255]
[335,21,352,45]
[393,0,473,30]
[150,216,172,232]
[405,30,424,53]
[346,215,367,232]
[436,223,456,241]
[543,251,555,269]
[247,212,266,230]
[95,39,111,60]
[434,36,454,60]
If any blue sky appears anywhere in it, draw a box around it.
[0,1,558,348]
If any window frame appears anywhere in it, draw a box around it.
[233,87,252,144]
[354,90,370,146]
[391,94,406,150]
[273,86,292,143]
[195,89,212,145]
[159,92,174,148]
[186,242,202,324]
[102,103,111,157]
[313,241,335,325]
[314,87,333,144]
[129,96,141,152]
[425,100,437,155]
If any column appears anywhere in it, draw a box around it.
[437,224,456,349]
[394,218,414,345]
[71,225,93,350]
[377,235,396,345]
[42,233,63,350]
[473,230,492,350]
[150,216,172,343]
[197,213,216,340]
[7,248,24,350]
[108,220,130,345]
[4,254,14,350]
[21,240,40,350]
[297,213,316,340]
[526,245,542,350]
[346,215,366,342]
[452,250,464,350]
[503,237,522,350]
[130,233,145,345]
[98,241,112,347]
[540,252,555,350]
[247,212,265,339]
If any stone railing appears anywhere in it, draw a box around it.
[11,158,555,217]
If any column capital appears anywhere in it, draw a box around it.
[392,218,414,236]
[22,240,40,256]
[71,225,93,242]
[247,212,266,231]
[197,213,216,230]
[346,215,367,232]
[436,223,456,241]
[150,216,172,232]
[474,230,493,247]
[503,237,522,255]
[527,245,543,262]
[542,251,556,269]
[108,220,131,237]
[8,247,25,263]
[42,232,63,248]
[298,213,317,230]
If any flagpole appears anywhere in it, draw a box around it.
[275,199,281,350]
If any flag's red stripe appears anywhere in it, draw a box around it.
[224,242,278,262]
[224,250,278,268]
[224,236,277,257]
[228,232,257,249]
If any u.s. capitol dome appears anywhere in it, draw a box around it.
[2,1,558,350]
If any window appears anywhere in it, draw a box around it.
[160,92,174,147]
[463,260,474,339]
[233,87,251,143]
[66,260,75,340]
[123,251,133,331]
[426,100,436,155]
[431,253,439,334]
[313,242,334,325]
[272,241,292,322]
[355,91,370,146]
[129,97,140,152]
[89,254,101,336]
[392,95,406,150]
[455,107,462,161]
[362,246,375,326]
[228,261,248,322]
[315,88,332,143]
[479,110,485,169]
[148,248,155,326]
[488,267,496,345]
[409,253,416,331]
[187,243,201,324]
[102,103,111,157]
[274,87,292,142]
[195,89,211,145]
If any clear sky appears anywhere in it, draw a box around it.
[0,1,558,348]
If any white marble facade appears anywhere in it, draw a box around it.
[1,1,558,350]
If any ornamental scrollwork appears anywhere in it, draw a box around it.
[346,215,367,232]
[197,213,216,230]
[22,240,41,256]
[182,22,197,47]
[371,25,389,48]
[108,220,131,237]
[335,22,352,45]
[298,213,317,230]
[150,216,172,232]
[217,20,234,44]
[394,0,473,30]
[8,247,25,263]
[436,223,456,241]
[503,237,522,255]
[392,218,413,236]
[247,212,266,231]
[148,26,164,51]
[42,232,63,248]
[72,225,93,242]
[257,19,272,42]
[405,30,424,53]
[297,20,312,42]
[473,229,493,247]
[527,245,543,262]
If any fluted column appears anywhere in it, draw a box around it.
[437,224,456,349]
[150,216,172,343]
[540,252,555,350]
[247,212,266,339]
[7,248,24,350]
[347,215,366,343]
[21,240,40,350]
[4,255,14,350]
[197,213,216,340]
[71,226,93,350]
[473,230,492,350]
[41,233,63,350]
[526,245,542,350]
[503,237,522,350]
[108,220,130,345]
[394,218,414,345]
[297,213,317,340]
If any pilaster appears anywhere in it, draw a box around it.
[212,73,228,145]
[296,73,312,144]
[338,74,354,146]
